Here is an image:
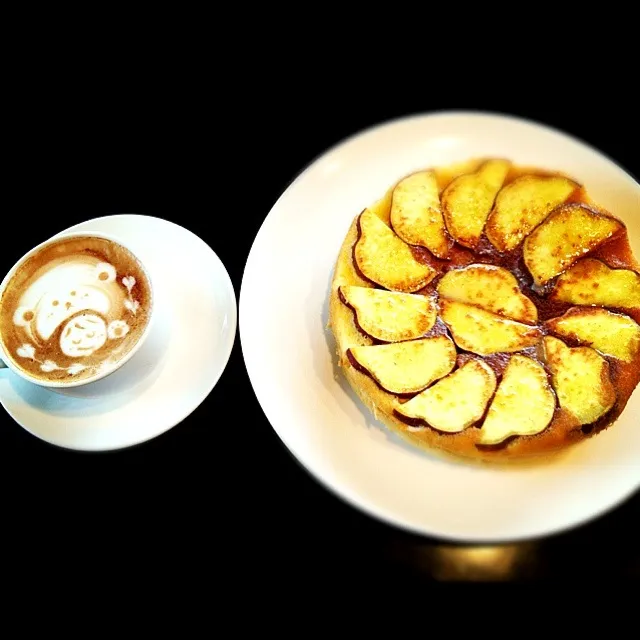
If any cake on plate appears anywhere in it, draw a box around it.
[328,158,640,463]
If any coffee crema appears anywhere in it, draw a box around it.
[0,235,152,383]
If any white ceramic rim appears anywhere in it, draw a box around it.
[240,110,640,542]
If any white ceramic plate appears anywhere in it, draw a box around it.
[0,214,237,451]
[240,111,640,542]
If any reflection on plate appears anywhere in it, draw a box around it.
[240,111,640,542]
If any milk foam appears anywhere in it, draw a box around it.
[14,259,123,339]
[11,255,137,372]
[0,235,152,384]
[59,313,108,357]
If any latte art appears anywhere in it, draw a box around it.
[0,235,152,384]
[59,313,108,357]
[13,260,130,348]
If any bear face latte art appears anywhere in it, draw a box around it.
[0,235,152,384]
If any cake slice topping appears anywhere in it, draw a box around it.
[485,174,579,252]
[541,336,615,426]
[478,355,556,445]
[354,209,436,292]
[348,335,456,394]
[340,285,436,342]
[396,358,496,433]
[523,203,623,286]
[437,264,537,323]
[441,159,510,249]
[390,170,452,258]
[550,258,640,309]
[439,300,542,356]
[545,307,640,363]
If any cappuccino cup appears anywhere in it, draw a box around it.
[0,231,154,388]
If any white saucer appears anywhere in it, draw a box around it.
[240,111,640,542]
[0,214,237,451]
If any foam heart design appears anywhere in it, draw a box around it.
[40,360,59,373]
[16,344,36,359]
[124,298,140,314]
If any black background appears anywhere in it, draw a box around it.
[1,57,638,586]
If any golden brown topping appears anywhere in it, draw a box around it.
[541,336,615,426]
[437,264,537,323]
[396,359,496,432]
[545,307,640,363]
[551,258,640,309]
[340,285,436,342]
[442,159,510,249]
[485,175,579,252]
[354,209,436,292]
[390,170,452,258]
[523,203,623,286]
[439,299,542,356]
[348,335,456,394]
[478,355,556,445]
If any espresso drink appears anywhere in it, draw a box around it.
[0,235,152,384]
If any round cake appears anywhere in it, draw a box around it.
[328,158,640,463]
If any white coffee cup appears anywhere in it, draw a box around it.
[0,231,154,388]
